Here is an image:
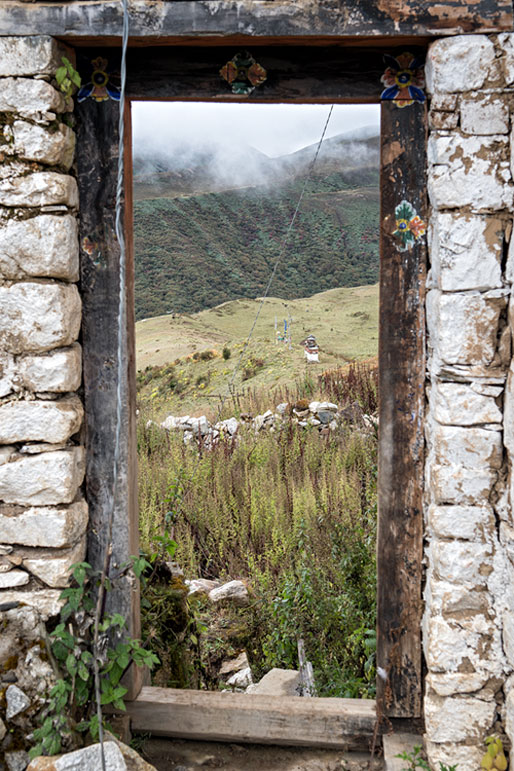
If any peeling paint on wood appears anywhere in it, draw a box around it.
[0,0,511,40]
[377,100,426,719]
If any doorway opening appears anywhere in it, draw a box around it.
[131,100,380,700]
[75,43,427,743]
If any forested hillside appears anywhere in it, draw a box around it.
[133,132,379,320]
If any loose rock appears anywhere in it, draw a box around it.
[6,683,31,719]
[209,580,249,607]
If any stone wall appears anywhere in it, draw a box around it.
[3,29,514,769]
[0,35,85,755]
[424,33,514,770]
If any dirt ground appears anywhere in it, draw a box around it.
[138,738,385,771]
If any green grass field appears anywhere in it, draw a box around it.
[136,283,379,419]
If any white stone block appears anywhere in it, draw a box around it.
[0,282,81,354]
[0,37,70,77]
[430,424,503,470]
[460,95,509,135]
[426,672,491,698]
[0,499,88,547]
[427,504,495,541]
[504,361,514,456]
[431,382,502,426]
[0,395,83,444]
[503,610,514,668]
[0,447,85,506]
[0,77,66,116]
[0,589,63,618]
[0,351,15,398]
[27,742,127,771]
[430,463,496,504]
[431,539,492,585]
[429,213,503,292]
[498,33,514,85]
[0,214,79,281]
[425,740,487,771]
[18,344,82,393]
[12,120,75,170]
[0,447,16,466]
[426,35,495,93]
[424,692,496,743]
[430,94,458,111]
[426,289,504,366]
[428,134,512,212]
[0,569,29,589]
[424,614,483,673]
[0,172,78,208]
[23,537,86,588]
[506,686,514,752]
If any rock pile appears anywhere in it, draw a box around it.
[150,399,378,450]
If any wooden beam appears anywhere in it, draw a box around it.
[0,0,511,40]
[127,687,376,749]
[377,100,426,719]
[125,45,390,103]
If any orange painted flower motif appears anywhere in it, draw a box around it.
[393,201,426,251]
[220,51,267,95]
[381,52,425,108]
[82,236,96,255]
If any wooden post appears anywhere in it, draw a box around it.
[76,78,142,700]
[377,99,427,719]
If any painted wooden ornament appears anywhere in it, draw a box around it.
[77,57,121,103]
[393,200,426,251]
[220,51,267,95]
[380,53,425,107]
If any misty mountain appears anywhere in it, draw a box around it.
[133,128,379,199]
[133,129,379,320]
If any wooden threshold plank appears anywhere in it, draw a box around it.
[127,687,376,749]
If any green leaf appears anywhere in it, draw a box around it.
[29,744,44,761]
[45,734,62,756]
[65,653,77,677]
[117,653,130,670]
[77,661,89,681]
[55,65,67,84]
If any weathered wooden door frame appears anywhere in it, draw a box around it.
[75,42,426,737]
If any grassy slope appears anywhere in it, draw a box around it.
[136,283,378,420]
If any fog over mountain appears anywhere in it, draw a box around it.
[133,126,380,199]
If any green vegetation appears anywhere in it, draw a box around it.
[135,284,379,419]
[31,562,158,759]
[138,364,378,698]
[134,169,378,320]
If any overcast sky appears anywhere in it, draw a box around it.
[132,102,380,157]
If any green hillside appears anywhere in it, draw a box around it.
[134,168,379,321]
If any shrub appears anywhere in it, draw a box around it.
[138,366,378,697]
[222,346,231,360]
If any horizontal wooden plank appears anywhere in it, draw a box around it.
[0,0,511,40]
[127,687,376,749]
[124,45,391,102]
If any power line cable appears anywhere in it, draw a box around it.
[93,0,129,768]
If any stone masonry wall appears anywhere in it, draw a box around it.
[424,33,514,770]
[0,36,85,754]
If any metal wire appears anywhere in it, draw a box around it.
[163,105,335,525]
[93,1,130,768]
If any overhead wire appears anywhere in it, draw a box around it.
[96,0,334,742]
[93,0,129,768]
